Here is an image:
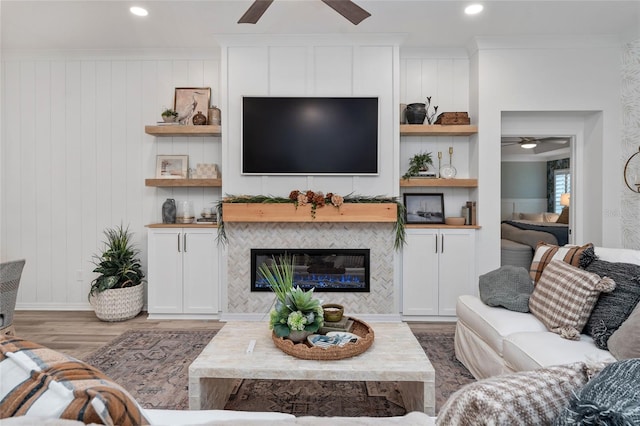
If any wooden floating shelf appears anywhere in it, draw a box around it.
[145,178,222,187]
[400,178,478,187]
[222,203,397,223]
[400,124,477,136]
[145,125,221,136]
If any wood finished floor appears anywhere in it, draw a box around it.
[11,311,455,359]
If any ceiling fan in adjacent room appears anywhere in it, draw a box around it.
[238,0,371,25]
[501,136,571,154]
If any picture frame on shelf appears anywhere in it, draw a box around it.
[156,155,188,179]
[403,193,445,224]
[174,87,211,125]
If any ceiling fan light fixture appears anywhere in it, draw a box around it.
[520,141,537,149]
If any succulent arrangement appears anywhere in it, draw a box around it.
[259,254,324,339]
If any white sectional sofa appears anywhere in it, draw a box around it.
[454,247,640,379]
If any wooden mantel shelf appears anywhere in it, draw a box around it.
[222,203,397,223]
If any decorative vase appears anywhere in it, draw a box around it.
[162,115,176,123]
[405,103,427,124]
[192,111,207,125]
[287,330,311,343]
[162,198,176,224]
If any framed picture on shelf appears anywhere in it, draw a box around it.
[156,155,188,179]
[174,87,211,125]
[403,193,445,224]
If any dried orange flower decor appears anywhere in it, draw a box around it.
[288,190,344,217]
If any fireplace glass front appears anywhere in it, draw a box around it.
[251,249,370,292]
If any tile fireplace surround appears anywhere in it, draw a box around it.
[224,222,397,317]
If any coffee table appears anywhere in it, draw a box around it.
[188,321,435,415]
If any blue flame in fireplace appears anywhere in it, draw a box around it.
[251,249,370,292]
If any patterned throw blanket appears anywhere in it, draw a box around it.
[502,220,569,246]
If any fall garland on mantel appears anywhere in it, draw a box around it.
[216,190,406,250]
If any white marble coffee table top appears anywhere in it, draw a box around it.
[189,321,433,382]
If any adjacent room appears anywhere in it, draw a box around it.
[1,1,640,424]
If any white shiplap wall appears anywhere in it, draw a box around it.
[1,51,221,309]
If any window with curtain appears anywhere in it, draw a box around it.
[554,169,571,213]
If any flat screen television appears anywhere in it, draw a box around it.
[241,96,379,175]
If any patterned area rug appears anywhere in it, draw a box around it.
[84,327,475,415]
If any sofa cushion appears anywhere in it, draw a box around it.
[436,362,591,426]
[479,265,534,312]
[555,359,640,425]
[502,331,615,372]
[608,302,640,360]
[0,335,149,426]
[583,259,640,349]
[529,242,593,283]
[518,212,544,222]
[529,260,615,340]
[556,207,569,224]
[455,295,547,357]
[594,246,640,265]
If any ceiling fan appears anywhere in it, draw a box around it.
[501,136,570,154]
[238,0,371,25]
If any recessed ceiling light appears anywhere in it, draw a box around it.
[130,6,148,17]
[465,4,483,15]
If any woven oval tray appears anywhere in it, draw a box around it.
[272,317,374,360]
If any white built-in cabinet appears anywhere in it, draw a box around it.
[147,227,219,317]
[402,228,476,317]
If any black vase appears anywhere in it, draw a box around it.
[162,198,176,224]
[405,103,427,124]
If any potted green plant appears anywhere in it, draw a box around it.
[259,254,324,342]
[161,108,178,123]
[402,151,434,179]
[89,224,145,322]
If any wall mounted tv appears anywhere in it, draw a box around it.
[242,96,379,175]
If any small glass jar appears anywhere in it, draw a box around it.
[177,201,195,223]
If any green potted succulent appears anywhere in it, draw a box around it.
[161,107,178,123]
[89,224,145,322]
[402,151,434,179]
[259,254,324,342]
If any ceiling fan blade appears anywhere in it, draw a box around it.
[238,0,274,24]
[536,137,570,144]
[321,0,371,25]
[532,142,569,154]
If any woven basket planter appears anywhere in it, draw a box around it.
[90,284,144,322]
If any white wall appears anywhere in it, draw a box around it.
[472,37,624,274]
[1,50,221,309]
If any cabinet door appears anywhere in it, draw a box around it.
[438,229,476,316]
[182,229,219,314]
[402,229,439,316]
[147,229,183,314]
